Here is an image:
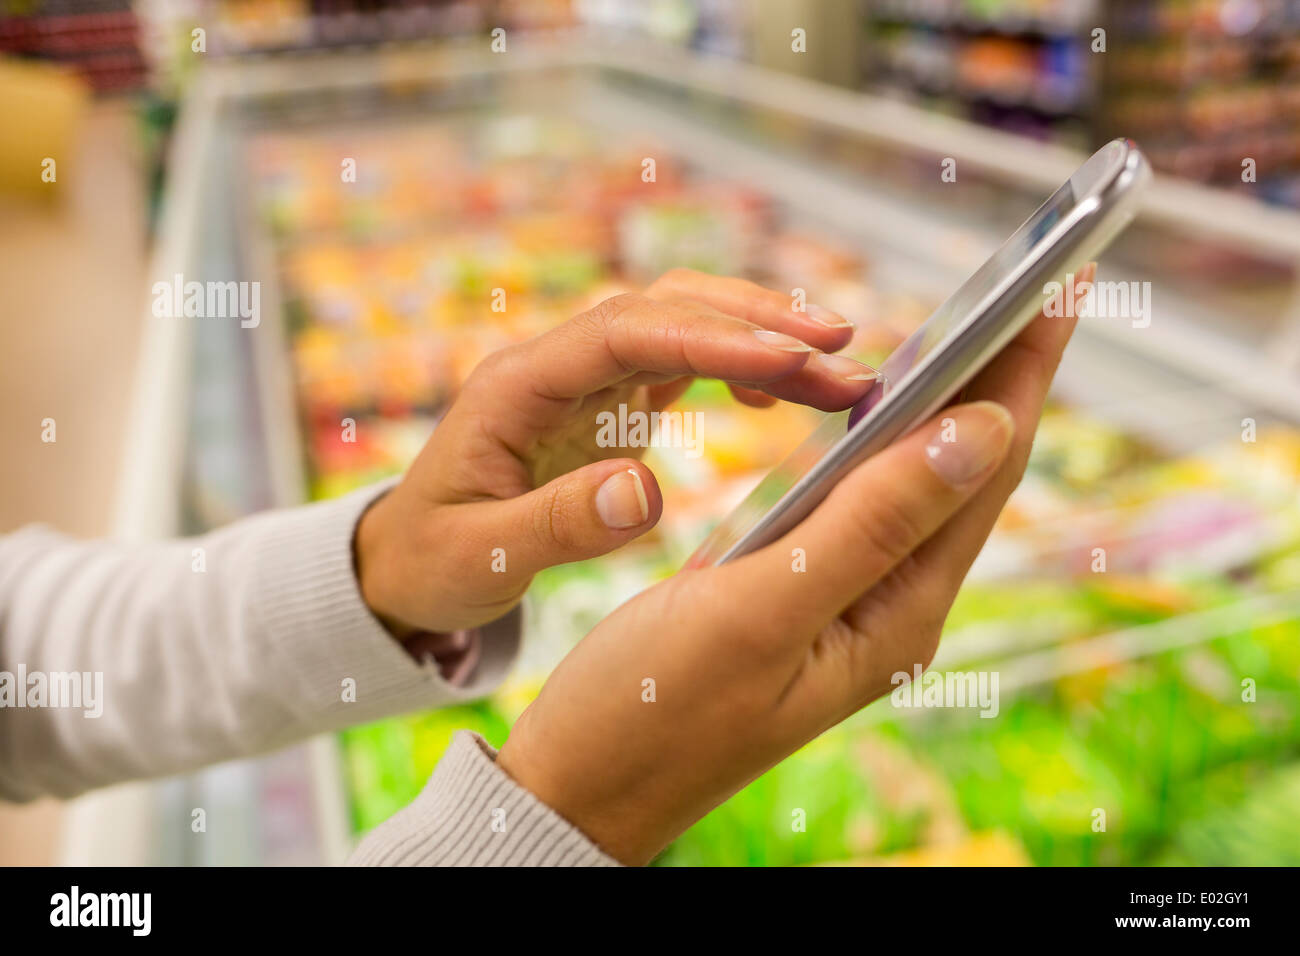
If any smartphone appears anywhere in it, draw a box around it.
[686,138,1151,568]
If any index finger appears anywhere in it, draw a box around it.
[462,291,882,447]
[647,268,856,353]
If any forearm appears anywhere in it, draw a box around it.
[0,482,519,802]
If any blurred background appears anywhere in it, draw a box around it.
[2,0,1300,866]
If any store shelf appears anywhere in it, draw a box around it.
[205,35,1300,390]
[202,34,1300,251]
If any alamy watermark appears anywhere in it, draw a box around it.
[890,664,999,718]
[151,273,260,328]
[595,403,703,459]
[0,666,103,718]
[1044,271,1151,329]
[50,886,150,936]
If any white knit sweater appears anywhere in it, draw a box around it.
[0,483,618,866]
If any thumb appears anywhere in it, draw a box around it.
[730,401,1015,632]
[478,459,662,580]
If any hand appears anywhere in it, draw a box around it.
[496,264,1096,864]
[355,269,878,635]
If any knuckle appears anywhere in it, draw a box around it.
[862,620,943,706]
[533,482,584,554]
[914,630,942,672]
[889,631,943,695]
[1004,435,1035,486]
[465,343,514,388]
[577,294,648,369]
[897,588,948,667]
[657,267,697,288]
[583,292,643,332]
[854,494,928,568]
[730,275,768,297]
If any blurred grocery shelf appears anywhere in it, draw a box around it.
[194,34,1300,412]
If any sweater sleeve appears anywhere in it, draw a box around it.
[0,482,520,802]
[347,731,620,867]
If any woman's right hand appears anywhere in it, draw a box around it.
[355,269,873,638]
[496,264,1095,865]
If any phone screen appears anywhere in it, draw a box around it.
[685,178,1082,569]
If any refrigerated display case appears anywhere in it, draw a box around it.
[62,35,1300,866]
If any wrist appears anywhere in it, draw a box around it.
[354,487,421,639]
[496,727,660,867]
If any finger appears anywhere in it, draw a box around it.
[728,384,779,408]
[647,378,697,409]
[647,268,855,353]
[723,401,1016,638]
[646,299,878,410]
[644,351,876,412]
[471,458,663,583]
[888,262,1095,604]
[475,294,815,411]
[754,351,879,411]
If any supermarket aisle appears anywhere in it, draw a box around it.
[0,99,149,864]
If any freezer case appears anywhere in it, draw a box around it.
[66,37,1300,866]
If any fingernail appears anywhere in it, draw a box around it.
[805,304,855,329]
[813,351,879,382]
[596,468,649,529]
[923,402,1014,487]
[753,329,813,352]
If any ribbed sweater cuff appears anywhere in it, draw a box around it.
[347,731,621,867]
[249,481,522,733]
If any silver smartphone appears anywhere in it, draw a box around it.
[686,138,1151,568]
